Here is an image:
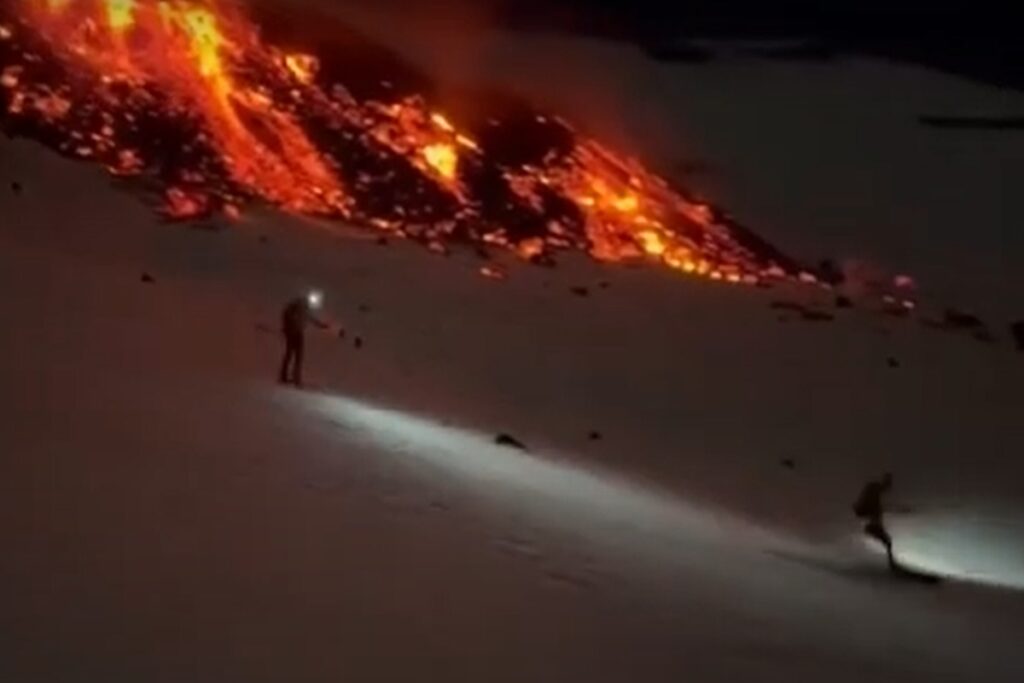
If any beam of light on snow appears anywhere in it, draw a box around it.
[888,512,1024,591]
[301,392,787,561]
[300,393,1024,593]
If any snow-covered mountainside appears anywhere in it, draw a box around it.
[2,6,1024,682]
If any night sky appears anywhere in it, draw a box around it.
[499,0,1017,37]
[475,0,1024,90]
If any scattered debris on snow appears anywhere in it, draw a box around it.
[801,309,834,322]
[973,328,996,344]
[882,297,913,317]
[816,259,844,286]
[770,300,834,322]
[922,308,996,342]
[495,433,528,450]
[1011,321,1024,351]
[943,308,985,330]
[771,301,804,313]
[480,264,506,280]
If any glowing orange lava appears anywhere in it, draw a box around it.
[22,0,349,214]
[0,0,804,284]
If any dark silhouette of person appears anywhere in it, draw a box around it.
[279,292,328,387]
[853,472,897,571]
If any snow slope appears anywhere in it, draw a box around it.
[3,16,1024,682]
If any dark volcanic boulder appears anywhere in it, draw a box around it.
[944,308,984,330]
[495,433,527,451]
[1011,321,1024,351]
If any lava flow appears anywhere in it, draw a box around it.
[0,0,806,283]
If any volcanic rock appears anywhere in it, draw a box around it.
[570,286,589,298]
[0,0,803,286]
[801,309,834,322]
[495,433,527,451]
[817,259,844,286]
[886,357,900,369]
[770,300,805,313]
[771,301,832,322]
[973,329,996,344]
[140,272,155,284]
[1011,321,1024,351]
[11,181,22,195]
[882,299,912,317]
[943,308,984,330]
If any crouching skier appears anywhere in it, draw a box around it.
[853,472,898,572]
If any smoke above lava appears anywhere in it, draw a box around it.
[0,0,805,283]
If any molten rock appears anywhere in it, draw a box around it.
[0,0,803,286]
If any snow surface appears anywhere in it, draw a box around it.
[3,12,1024,682]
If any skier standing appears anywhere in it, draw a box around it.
[279,290,329,387]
